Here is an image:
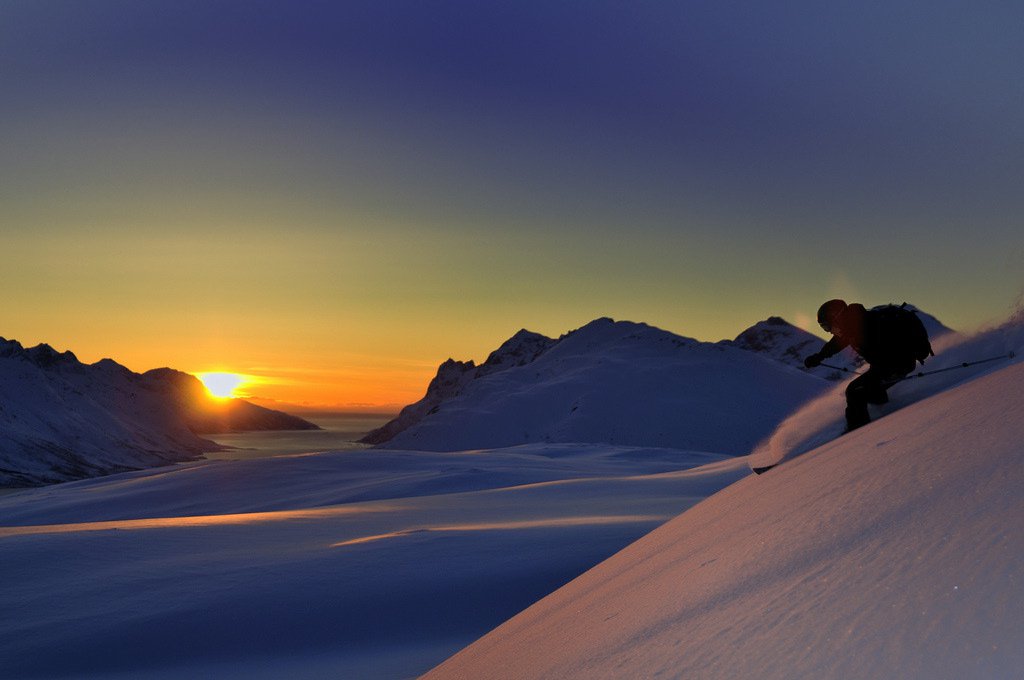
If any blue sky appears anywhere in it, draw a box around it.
[2,1,1022,406]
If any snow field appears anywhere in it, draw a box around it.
[0,444,746,679]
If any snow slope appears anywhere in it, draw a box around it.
[0,444,746,679]
[369,318,829,454]
[749,309,1009,470]
[425,360,1024,680]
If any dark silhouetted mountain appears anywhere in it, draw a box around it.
[0,337,317,487]
[142,368,319,433]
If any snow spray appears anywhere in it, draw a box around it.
[748,310,1024,470]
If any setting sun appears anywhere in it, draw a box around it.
[196,372,245,399]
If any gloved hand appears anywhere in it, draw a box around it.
[804,353,822,368]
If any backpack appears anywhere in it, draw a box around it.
[872,303,934,365]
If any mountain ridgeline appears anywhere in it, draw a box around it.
[362,316,881,455]
[3,308,950,486]
[0,338,317,487]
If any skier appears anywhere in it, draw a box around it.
[804,299,933,431]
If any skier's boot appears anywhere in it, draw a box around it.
[844,404,870,433]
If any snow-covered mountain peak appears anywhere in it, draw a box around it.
[0,335,318,487]
[504,327,551,344]
[143,366,206,395]
[362,326,564,446]
[558,317,665,344]
[366,307,953,451]
[24,343,78,367]
[732,316,802,350]
[477,328,557,377]
[0,338,80,367]
[569,315,618,332]
[90,357,133,376]
[0,337,24,357]
[729,316,832,369]
[365,316,828,453]
[427,358,477,394]
[541,318,697,364]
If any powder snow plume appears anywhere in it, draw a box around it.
[749,309,1022,468]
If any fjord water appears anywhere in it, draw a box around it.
[203,412,394,460]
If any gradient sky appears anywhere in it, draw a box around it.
[3,1,1023,410]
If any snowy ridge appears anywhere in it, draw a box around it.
[0,336,316,487]
[726,316,861,379]
[360,329,556,445]
[425,356,1024,680]
[366,318,830,454]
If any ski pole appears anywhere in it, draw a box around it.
[820,362,860,374]
[819,351,1015,381]
[888,351,1016,384]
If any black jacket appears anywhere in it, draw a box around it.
[819,303,913,370]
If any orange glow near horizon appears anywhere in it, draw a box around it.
[184,360,432,413]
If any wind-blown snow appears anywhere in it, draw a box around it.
[425,359,1024,680]
[749,311,1016,469]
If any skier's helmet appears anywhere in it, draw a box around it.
[817,299,847,333]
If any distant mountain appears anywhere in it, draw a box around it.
[363,318,830,455]
[726,316,862,379]
[367,307,953,454]
[0,337,317,487]
[143,368,319,433]
[728,305,954,379]
[361,329,557,446]
[899,303,955,340]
